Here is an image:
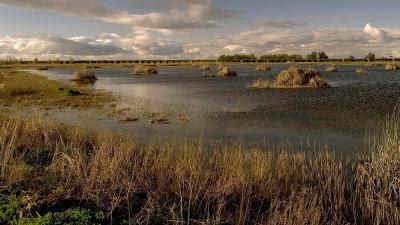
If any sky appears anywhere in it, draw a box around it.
[0,0,400,60]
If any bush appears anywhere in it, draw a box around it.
[133,65,158,75]
[71,69,97,81]
[217,66,237,77]
[325,65,337,72]
[255,64,271,72]
[276,66,329,88]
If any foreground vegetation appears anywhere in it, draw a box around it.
[0,105,399,224]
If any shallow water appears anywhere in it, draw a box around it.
[37,64,400,153]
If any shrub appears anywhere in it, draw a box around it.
[133,65,158,75]
[385,62,398,70]
[276,66,328,88]
[325,65,338,72]
[71,68,97,82]
[255,64,271,72]
[217,66,237,77]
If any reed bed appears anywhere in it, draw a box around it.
[0,108,400,224]
[133,65,158,75]
[256,64,271,72]
[71,68,97,81]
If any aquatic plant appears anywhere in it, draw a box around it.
[325,65,338,72]
[71,68,97,82]
[217,66,237,76]
[248,78,274,89]
[255,64,271,72]
[385,62,398,70]
[198,64,210,70]
[276,66,329,88]
[37,67,48,71]
[133,65,158,75]
[356,68,365,74]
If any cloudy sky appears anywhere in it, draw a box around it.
[1,0,400,59]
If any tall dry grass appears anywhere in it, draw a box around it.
[0,109,400,224]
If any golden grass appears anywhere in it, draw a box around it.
[71,68,97,81]
[356,68,365,74]
[217,66,237,77]
[385,62,398,70]
[133,65,158,75]
[256,64,271,72]
[0,70,113,108]
[0,108,400,224]
[325,65,338,72]
[248,78,274,89]
[275,66,329,88]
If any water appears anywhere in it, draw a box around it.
[37,64,400,153]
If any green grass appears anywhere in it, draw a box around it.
[0,70,113,108]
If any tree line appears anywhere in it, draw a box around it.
[218,52,382,62]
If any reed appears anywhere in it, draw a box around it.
[133,65,158,75]
[1,108,400,224]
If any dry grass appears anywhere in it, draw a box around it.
[325,65,338,72]
[276,66,329,88]
[256,64,271,72]
[133,65,158,75]
[1,108,400,224]
[71,68,97,81]
[356,68,365,74]
[385,62,398,70]
[217,66,237,77]
[248,78,274,89]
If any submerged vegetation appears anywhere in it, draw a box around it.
[133,65,158,75]
[0,107,399,224]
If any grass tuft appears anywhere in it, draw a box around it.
[275,66,329,88]
[385,62,398,70]
[217,66,237,76]
[255,64,271,72]
[325,65,338,72]
[133,65,158,75]
[71,68,97,82]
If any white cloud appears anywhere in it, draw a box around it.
[363,23,389,43]
[0,31,184,59]
[0,0,234,32]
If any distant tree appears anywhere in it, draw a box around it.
[347,55,355,61]
[259,54,303,62]
[365,52,375,62]
[69,57,75,64]
[218,54,257,62]
[306,51,328,61]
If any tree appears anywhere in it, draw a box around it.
[365,52,375,62]
[347,55,355,61]
[306,52,328,61]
